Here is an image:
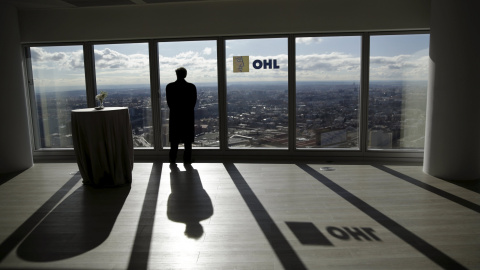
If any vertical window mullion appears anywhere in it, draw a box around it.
[288,35,296,152]
[149,41,162,150]
[360,33,370,154]
[83,43,97,108]
[217,38,228,151]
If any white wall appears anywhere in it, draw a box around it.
[19,0,430,43]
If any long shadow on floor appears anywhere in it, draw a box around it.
[17,184,130,262]
[0,172,82,263]
[167,164,213,239]
[127,161,163,270]
[224,163,307,270]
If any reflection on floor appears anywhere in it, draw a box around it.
[0,162,479,269]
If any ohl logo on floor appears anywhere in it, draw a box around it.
[233,56,280,72]
[286,222,382,246]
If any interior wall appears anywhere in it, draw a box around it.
[423,0,480,180]
[0,4,33,174]
[18,0,430,43]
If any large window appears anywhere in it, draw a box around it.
[94,43,153,148]
[226,38,289,148]
[158,40,219,148]
[29,45,87,148]
[296,36,361,149]
[27,32,430,156]
[368,34,429,150]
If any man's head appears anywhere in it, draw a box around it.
[175,67,187,79]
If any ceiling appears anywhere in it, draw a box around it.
[0,0,240,10]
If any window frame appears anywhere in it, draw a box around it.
[224,35,290,150]
[366,31,430,153]
[92,40,155,149]
[293,33,364,151]
[25,30,429,162]
[157,38,221,150]
[25,43,88,151]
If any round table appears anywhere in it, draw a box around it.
[71,107,134,187]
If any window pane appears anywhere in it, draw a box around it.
[296,36,361,149]
[158,40,218,148]
[94,43,153,148]
[368,34,429,150]
[226,38,288,148]
[30,45,87,148]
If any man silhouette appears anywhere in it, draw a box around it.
[166,67,197,164]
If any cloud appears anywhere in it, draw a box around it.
[90,48,151,85]
[159,51,217,84]
[296,37,323,45]
[31,47,84,70]
[369,54,429,80]
[203,47,213,55]
[294,52,361,80]
[296,52,360,71]
[296,51,428,81]
[94,48,149,70]
[30,46,429,88]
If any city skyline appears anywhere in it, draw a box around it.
[34,79,427,150]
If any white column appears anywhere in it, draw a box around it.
[423,0,480,180]
[0,4,33,174]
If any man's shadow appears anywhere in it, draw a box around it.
[167,164,213,239]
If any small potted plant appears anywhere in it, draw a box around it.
[95,91,108,109]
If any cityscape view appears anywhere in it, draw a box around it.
[35,79,427,150]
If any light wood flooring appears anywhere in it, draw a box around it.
[0,162,479,269]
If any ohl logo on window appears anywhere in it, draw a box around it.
[233,56,280,73]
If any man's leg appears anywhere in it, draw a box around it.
[169,141,179,164]
[183,141,192,164]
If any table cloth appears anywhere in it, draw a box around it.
[71,107,133,186]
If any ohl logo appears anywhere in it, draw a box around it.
[233,56,280,73]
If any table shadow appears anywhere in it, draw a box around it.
[17,184,130,262]
[167,164,213,239]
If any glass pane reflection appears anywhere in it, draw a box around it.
[30,45,87,148]
[368,34,429,150]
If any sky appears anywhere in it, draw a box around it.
[30,34,429,91]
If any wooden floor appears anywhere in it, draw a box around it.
[0,162,479,270]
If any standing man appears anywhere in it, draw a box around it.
[166,67,197,165]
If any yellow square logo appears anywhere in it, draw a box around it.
[233,56,249,72]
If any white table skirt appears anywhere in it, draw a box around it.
[71,107,134,187]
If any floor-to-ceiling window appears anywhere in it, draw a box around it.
[225,37,289,148]
[94,43,153,148]
[368,34,429,150]
[28,45,87,148]
[158,40,219,148]
[295,36,361,149]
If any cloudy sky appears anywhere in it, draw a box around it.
[30,34,429,91]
